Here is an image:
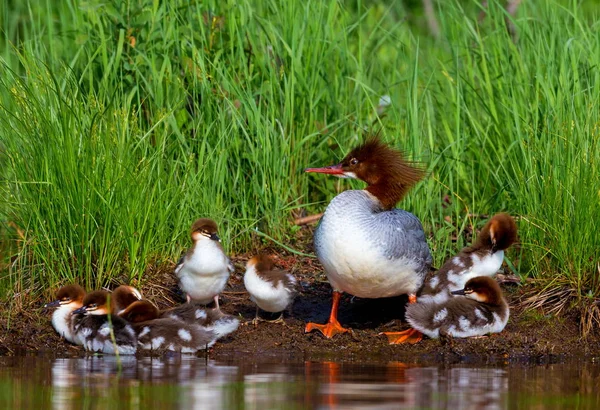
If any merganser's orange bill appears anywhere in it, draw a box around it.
[304,164,344,174]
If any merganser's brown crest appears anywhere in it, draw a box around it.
[341,138,425,210]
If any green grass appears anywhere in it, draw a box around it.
[0,0,598,307]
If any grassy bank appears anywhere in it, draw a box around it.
[0,0,598,313]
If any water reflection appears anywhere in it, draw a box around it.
[0,355,598,409]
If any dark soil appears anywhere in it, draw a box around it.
[1,228,599,364]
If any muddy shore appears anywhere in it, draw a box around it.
[1,240,599,364]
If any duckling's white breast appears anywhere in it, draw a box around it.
[314,190,431,298]
[243,266,295,313]
[51,305,79,344]
[446,251,505,291]
[181,240,230,276]
[177,239,231,302]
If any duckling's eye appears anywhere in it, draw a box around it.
[350,158,359,165]
[89,303,97,309]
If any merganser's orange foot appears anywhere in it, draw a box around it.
[305,320,350,338]
[408,294,417,304]
[380,328,423,344]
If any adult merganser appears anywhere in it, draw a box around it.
[118,300,238,352]
[382,213,517,344]
[402,276,509,342]
[305,138,432,338]
[45,284,86,345]
[175,218,234,309]
[73,291,137,355]
[243,254,297,324]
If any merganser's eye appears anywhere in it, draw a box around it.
[350,158,358,165]
[89,303,97,309]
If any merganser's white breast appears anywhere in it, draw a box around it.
[315,190,431,298]
[176,239,232,303]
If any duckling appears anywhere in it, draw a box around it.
[175,218,234,309]
[118,300,238,352]
[404,276,509,342]
[244,254,297,325]
[74,290,137,355]
[419,213,517,305]
[111,285,234,327]
[110,285,143,315]
[45,284,86,345]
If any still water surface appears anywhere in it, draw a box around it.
[0,354,598,409]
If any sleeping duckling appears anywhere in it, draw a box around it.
[385,276,509,344]
[111,285,237,328]
[118,299,239,352]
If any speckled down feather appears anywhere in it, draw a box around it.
[133,315,239,353]
[72,314,137,355]
[406,290,509,339]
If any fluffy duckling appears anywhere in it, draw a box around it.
[111,285,143,315]
[118,300,238,352]
[111,285,231,327]
[244,254,297,324]
[175,218,234,309]
[74,291,137,355]
[419,213,517,305]
[405,276,509,342]
[45,284,86,345]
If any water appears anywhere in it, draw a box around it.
[0,355,598,409]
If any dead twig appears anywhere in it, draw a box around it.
[295,213,323,226]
